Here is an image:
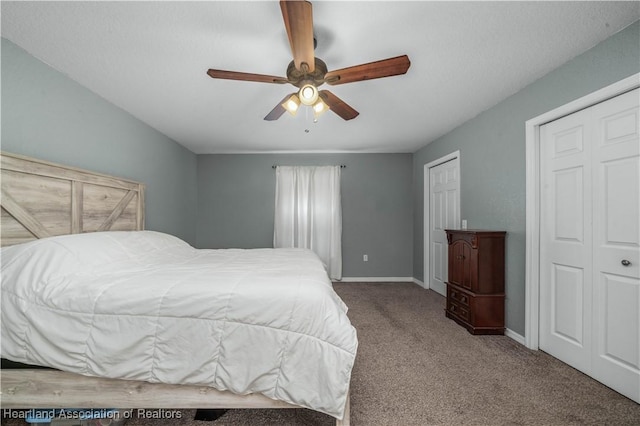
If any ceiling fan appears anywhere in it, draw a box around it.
[206,0,411,121]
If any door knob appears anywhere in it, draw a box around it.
[621,259,631,266]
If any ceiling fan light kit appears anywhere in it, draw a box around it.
[207,0,411,122]
[282,87,329,120]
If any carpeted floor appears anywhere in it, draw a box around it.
[4,282,639,425]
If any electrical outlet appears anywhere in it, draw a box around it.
[462,219,468,230]
[363,254,368,262]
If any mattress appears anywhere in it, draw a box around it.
[0,231,358,418]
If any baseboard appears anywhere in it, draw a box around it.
[338,277,427,288]
[412,277,426,288]
[505,328,526,345]
[338,277,415,283]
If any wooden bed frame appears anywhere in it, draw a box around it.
[0,151,350,425]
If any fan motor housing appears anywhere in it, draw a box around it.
[286,58,328,88]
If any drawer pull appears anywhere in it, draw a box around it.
[450,289,468,305]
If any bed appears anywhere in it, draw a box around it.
[0,152,356,425]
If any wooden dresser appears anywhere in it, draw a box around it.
[444,230,506,335]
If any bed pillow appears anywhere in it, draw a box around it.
[1,231,193,291]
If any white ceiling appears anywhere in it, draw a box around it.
[2,1,638,154]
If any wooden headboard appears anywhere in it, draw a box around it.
[1,152,145,247]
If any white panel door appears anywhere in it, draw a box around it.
[591,88,640,402]
[540,88,640,403]
[540,107,593,374]
[429,158,460,296]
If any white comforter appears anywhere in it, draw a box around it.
[0,231,357,418]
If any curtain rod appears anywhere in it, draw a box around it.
[272,165,346,169]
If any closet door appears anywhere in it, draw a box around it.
[540,107,593,374]
[540,88,639,403]
[591,88,639,402]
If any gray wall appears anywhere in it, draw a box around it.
[197,154,413,278]
[412,21,640,336]
[1,38,198,245]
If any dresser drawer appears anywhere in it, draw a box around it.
[447,300,470,323]
[448,285,470,308]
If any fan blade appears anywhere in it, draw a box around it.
[280,0,315,72]
[319,90,359,121]
[207,69,288,84]
[264,94,296,121]
[324,55,410,85]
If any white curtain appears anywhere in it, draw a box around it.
[274,166,342,279]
